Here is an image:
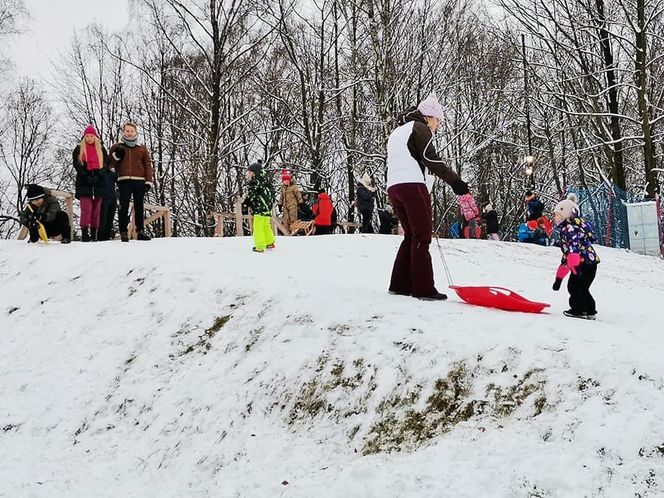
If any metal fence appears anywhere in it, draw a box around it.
[566,184,663,254]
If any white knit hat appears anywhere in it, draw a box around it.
[417,92,444,122]
[553,199,579,220]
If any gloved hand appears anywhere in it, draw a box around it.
[30,211,45,222]
[566,253,581,274]
[112,147,126,162]
[144,183,151,192]
[459,193,479,221]
[85,174,95,186]
[552,265,570,291]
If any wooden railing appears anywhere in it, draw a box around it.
[210,197,361,237]
[128,203,172,239]
[336,221,361,234]
[211,197,286,237]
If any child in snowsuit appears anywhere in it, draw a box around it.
[244,160,275,252]
[552,199,600,319]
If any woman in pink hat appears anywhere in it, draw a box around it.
[72,124,108,241]
[385,93,478,301]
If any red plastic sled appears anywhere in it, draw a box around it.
[449,285,550,313]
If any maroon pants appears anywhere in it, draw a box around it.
[387,183,437,298]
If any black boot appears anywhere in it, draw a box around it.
[90,227,98,242]
[120,231,129,242]
[81,228,90,242]
[416,292,448,301]
[136,230,151,241]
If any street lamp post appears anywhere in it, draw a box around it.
[524,155,536,190]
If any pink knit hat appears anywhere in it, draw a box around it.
[83,124,98,137]
[417,92,444,122]
[281,169,292,182]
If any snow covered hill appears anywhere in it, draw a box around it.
[1,235,663,497]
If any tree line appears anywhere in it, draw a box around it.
[1,0,662,239]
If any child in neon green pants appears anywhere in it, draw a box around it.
[243,160,276,252]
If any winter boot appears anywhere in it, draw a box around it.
[416,292,448,301]
[90,227,98,242]
[81,228,91,242]
[252,247,264,253]
[120,231,129,242]
[136,230,151,241]
[563,309,590,319]
[266,243,276,250]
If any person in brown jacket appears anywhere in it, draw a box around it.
[280,169,302,233]
[108,121,153,242]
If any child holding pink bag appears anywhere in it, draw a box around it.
[551,199,600,319]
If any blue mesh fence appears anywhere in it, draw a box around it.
[565,184,640,249]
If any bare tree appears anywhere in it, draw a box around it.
[0,79,54,235]
[0,0,27,72]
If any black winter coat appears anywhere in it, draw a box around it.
[482,210,499,234]
[526,199,544,221]
[356,183,375,212]
[72,145,109,200]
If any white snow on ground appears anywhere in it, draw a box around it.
[1,235,663,497]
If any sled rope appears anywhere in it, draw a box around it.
[434,233,454,286]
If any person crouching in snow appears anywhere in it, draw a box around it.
[386,92,478,301]
[243,160,276,252]
[551,199,600,319]
[20,184,71,244]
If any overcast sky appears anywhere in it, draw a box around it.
[11,0,129,82]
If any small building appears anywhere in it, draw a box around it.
[625,201,662,257]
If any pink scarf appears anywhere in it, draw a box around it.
[85,143,101,171]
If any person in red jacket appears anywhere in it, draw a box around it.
[312,189,334,235]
